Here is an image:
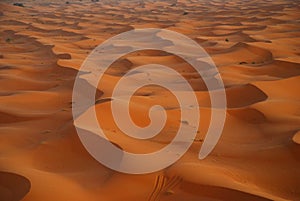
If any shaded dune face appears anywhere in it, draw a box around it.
[165,181,273,201]
[0,0,300,201]
[0,172,31,201]
[225,84,268,108]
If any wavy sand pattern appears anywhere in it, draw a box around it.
[0,0,300,200]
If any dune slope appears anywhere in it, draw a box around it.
[0,0,300,201]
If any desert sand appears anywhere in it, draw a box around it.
[0,0,300,200]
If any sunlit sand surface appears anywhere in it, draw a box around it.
[0,0,300,200]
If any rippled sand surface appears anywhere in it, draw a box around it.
[0,0,300,200]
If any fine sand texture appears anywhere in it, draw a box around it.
[1,0,300,201]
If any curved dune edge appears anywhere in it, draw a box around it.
[0,172,31,201]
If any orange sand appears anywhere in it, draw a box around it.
[0,0,300,201]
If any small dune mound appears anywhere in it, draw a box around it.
[213,42,274,66]
[226,84,268,108]
[0,172,31,201]
[228,108,266,124]
[232,43,273,63]
[292,131,300,145]
[0,111,38,124]
[254,76,300,100]
[221,60,300,81]
[106,58,133,76]
[195,37,218,47]
[213,30,257,43]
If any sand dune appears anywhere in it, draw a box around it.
[0,172,30,201]
[0,0,300,201]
